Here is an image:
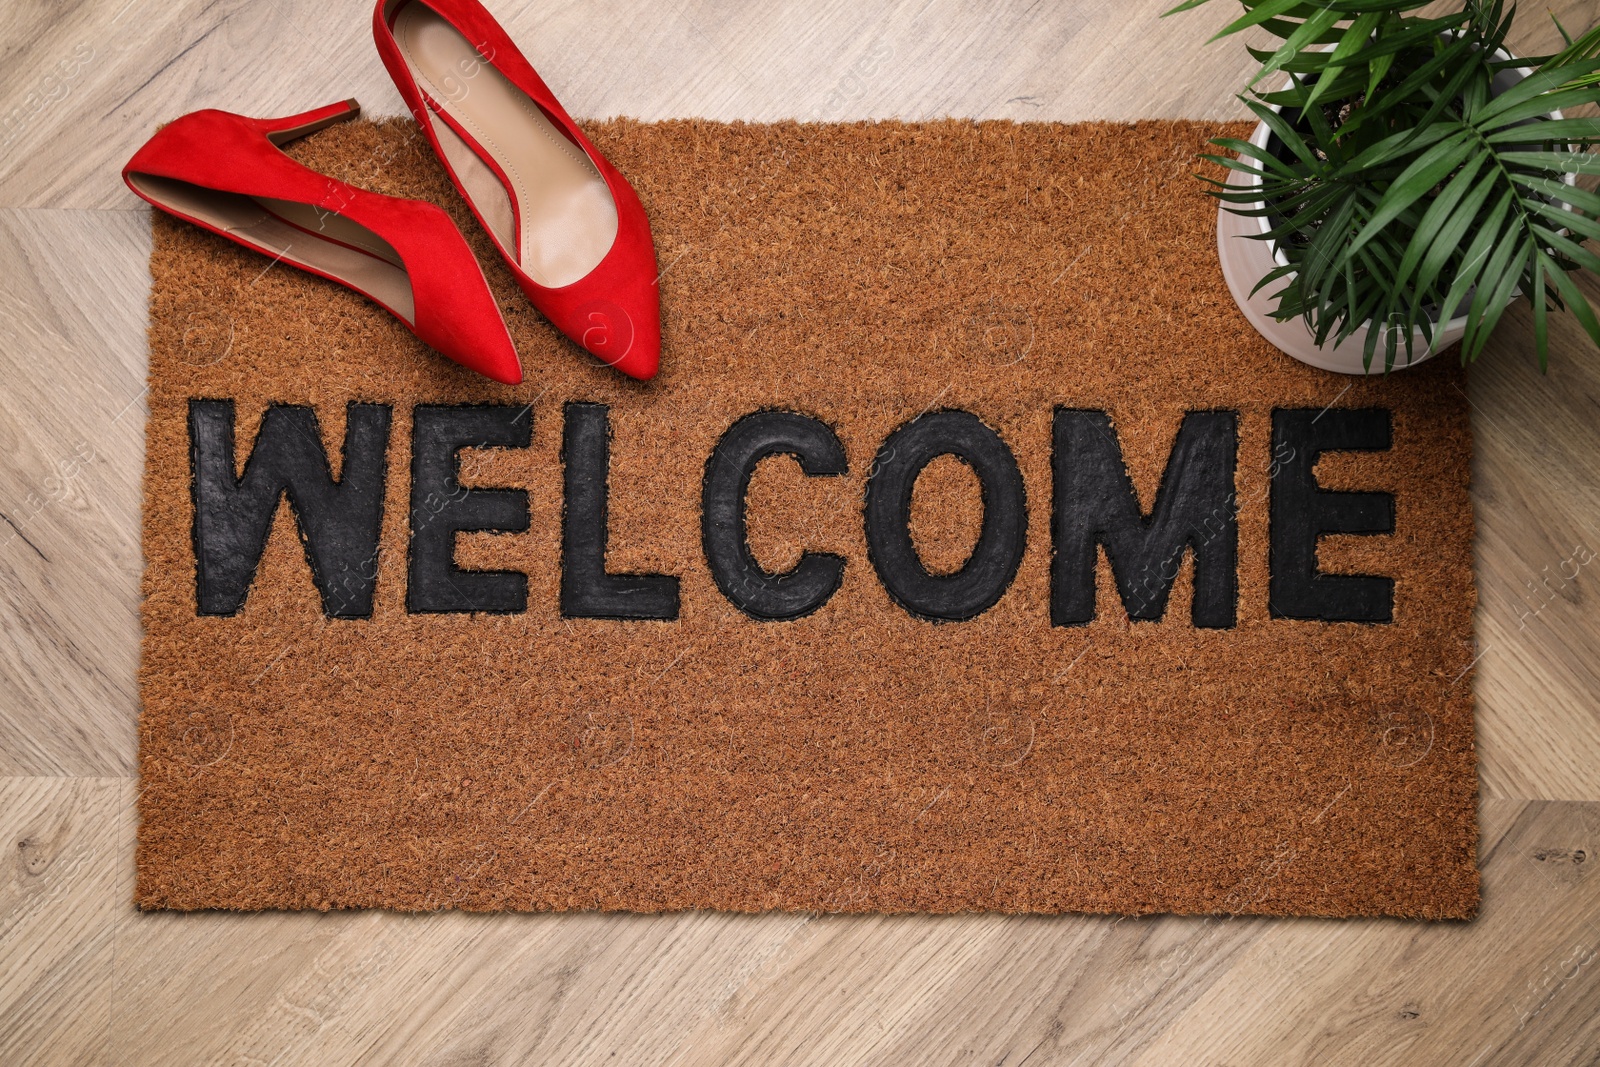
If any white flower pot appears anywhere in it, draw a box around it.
[1216,54,1567,375]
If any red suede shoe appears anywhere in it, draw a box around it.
[374,0,663,381]
[123,99,523,385]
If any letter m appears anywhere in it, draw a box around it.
[1051,409,1237,628]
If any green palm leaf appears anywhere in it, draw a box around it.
[1174,0,1600,370]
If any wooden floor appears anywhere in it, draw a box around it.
[2,0,1598,1063]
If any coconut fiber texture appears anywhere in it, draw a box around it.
[138,118,1480,918]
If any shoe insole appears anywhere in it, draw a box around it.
[391,0,618,289]
[129,173,417,325]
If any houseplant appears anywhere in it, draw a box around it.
[1169,0,1600,372]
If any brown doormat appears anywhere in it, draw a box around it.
[138,117,1479,918]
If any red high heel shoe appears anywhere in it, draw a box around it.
[373,0,663,381]
[122,99,523,385]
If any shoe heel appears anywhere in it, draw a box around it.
[261,99,362,147]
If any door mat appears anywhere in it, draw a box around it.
[138,117,1479,918]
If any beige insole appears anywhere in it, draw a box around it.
[129,174,417,323]
[392,1,618,288]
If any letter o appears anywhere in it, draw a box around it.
[863,410,1026,621]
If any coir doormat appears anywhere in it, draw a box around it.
[138,118,1479,918]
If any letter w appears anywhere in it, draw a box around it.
[189,400,391,617]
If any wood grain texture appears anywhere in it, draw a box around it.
[4,787,1598,1065]
[0,0,1597,1061]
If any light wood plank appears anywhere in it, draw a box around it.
[0,209,146,777]
[4,789,1596,1065]
[1470,275,1600,802]
[1124,801,1600,1067]
[0,777,125,1067]
[0,0,1267,210]
[1,0,1589,210]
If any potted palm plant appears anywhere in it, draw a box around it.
[1170,0,1600,373]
